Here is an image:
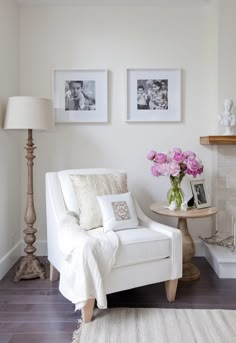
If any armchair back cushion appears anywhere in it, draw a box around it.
[69,173,128,230]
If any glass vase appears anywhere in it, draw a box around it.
[167,176,184,209]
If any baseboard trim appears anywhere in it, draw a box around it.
[0,241,22,280]
[194,240,205,257]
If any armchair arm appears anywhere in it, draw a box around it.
[134,198,182,279]
[46,173,83,270]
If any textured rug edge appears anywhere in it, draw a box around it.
[71,308,236,343]
[71,319,83,343]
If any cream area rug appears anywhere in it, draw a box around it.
[72,308,236,343]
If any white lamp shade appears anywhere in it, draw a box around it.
[4,96,54,129]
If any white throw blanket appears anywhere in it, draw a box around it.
[58,213,119,310]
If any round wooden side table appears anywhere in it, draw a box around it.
[150,202,218,281]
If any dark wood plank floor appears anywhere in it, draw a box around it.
[0,257,235,343]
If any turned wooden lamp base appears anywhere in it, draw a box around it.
[4,97,54,283]
[14,256,46,282]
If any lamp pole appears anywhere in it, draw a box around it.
[14,129,46,282]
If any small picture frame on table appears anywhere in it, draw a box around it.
[190,179,211,209]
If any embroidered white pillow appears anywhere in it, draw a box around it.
[96,192,138,232]
[69,173,128,230]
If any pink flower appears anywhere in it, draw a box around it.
[155,163,169,176]
[186,152,196,160]
[187,158,201,171]
[187,165,204,177]
[166,151,174,162]
[198,166,204,174]
[151,164,160,177]
[155,153,167,164]
[183,150,195,158]
[173,147,182,154]
[173,152,185,163]
[147,150,156,160]
[168,162,180,176]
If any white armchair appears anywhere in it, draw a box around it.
[46,169,182,323]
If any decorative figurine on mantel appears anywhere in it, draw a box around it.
[218,99,236,135]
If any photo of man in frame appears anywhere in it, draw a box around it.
[65,80,96,111]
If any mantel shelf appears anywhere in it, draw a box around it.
[200,135,236,145]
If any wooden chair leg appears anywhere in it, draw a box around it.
[49,263,60,282]
[82,298,95,323]
[165,279,178,302]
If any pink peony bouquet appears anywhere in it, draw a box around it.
[147,147,203,180]
[147,147,204,208]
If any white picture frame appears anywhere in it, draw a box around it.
[53,69,108,123]
[126,68,181,122]
[190,179,211,209]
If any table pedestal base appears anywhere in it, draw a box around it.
[178,217,200,282]
[181,262,200,282]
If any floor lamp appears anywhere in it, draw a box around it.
[4,97,54,282]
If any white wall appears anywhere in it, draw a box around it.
[0,0,21,278]
[19,3,218,243]
[218,0,236,106]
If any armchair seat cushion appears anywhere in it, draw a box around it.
[113,227,171,269]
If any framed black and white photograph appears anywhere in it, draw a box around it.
[190,179,211,209]
[53,69,108,123]
[126,68,181,122]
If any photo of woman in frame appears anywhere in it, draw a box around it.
[194,184,207,205]
[190,179,211,209]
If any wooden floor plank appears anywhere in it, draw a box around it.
[0,333,12,343]
[8,333,73,343]
[0,321,77,333]
[0,289,61,295]
[0,311,77,322]
[0,295,69,304]
[0,303,74,313]
[0,279,59,290]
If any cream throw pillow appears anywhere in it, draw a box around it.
[69,173,128,230]
[96,192,138,232]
